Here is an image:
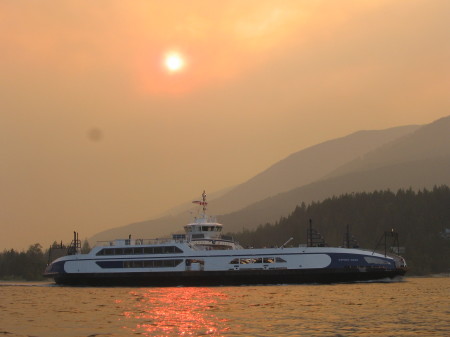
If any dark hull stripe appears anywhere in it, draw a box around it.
[49,268,407,287]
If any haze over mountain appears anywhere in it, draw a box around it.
[90,122,422,242]
[158,124,419,217]
[327,115,450,178]
[221,155,450,234]
[206,125,419,215]
[221,115,450,233]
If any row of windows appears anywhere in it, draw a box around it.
[229,257,287,265]
[96,259,183,269]
[123,259,183,268]
[185,225,222,232]
[95,256,287,269]
[96,246,183,256]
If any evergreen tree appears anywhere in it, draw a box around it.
[230,186,450,275]
[81,239,91,254]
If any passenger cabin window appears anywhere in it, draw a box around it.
[123,248,133,255]
[134,248,144,254]
[96,259,183,269]
[230,257,287,264]
[96,246,183,256]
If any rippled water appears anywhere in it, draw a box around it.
[0,277,448,337]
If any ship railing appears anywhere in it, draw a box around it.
[95,237,187,247]
[67,231,81,255]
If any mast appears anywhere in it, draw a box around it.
[306,219,327,247]
[192,190,208,217]
[345,224,351,248]
[201,190,207,214]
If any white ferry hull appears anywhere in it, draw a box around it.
[44,248,407,286]
[48,267,406,287]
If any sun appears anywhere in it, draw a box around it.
[164,52,184,72]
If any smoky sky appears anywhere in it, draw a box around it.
[1,0,449,249]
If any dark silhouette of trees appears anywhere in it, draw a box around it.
[81,239,91,254]
[230,186,450,275]
[0,244,47,281]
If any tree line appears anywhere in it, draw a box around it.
[230,186,450,275]
[0,241,90,281]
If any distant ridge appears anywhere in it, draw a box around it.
[207,125,419,215]
[220,155,450,233]
[220,115,450,232]
[327,115,450,178]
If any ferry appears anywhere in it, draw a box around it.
[44,191,407,286]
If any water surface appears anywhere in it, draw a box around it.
[0,277,448,336]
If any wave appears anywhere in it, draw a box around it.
[0,282,58,287]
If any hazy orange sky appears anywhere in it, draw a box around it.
[1,0,449,250]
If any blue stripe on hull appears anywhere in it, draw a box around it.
[327,253,395,268]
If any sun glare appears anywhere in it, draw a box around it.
[164,53,184,72]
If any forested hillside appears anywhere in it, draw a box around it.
[0,244,47,281]
[230,186,450,275]
[0,241,91,281]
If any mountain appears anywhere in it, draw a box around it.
[327,115,450,178]
[198,125,419,215]
[90,124,418,242]
[220,155,450,233]
[219,115,450,232]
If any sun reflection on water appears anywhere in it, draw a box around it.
[119,287,230,336]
